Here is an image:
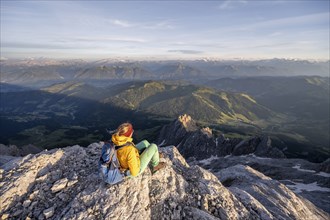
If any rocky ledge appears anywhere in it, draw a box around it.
[193,153,330,214]
[0,143,328,220]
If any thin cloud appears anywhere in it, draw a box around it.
[219,0,230,10]
[142,20,175,29]
[168,50,203,54]
[72,37,146,43]
[247,42,292,49]
[108,18,175,30]
[191,12,329,40]
[2,38,146,51]
[269,32,282,37]
[242,12,329,31]
[2,42,76,50]
[110,19,133,27]
[219,0,247,10]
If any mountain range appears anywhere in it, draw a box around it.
[0,58,329,163]
[205,76,329,120]
[1,58,329,86]
[1,77,329,162]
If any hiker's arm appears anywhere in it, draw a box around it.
[127,149,139,177]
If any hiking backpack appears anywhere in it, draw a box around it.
[98,141,125,185]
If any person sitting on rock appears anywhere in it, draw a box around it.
[111,122,166,177]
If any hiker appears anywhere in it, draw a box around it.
[107,122,166,177]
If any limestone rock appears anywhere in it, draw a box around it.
[157,114,285,160]
[51,178,68,193]
[195,153,330,213]
[218,165,328,220]
[0,142,328,220]
[43,207,55,219]
[0,214,9,220]
[23,199,32,208]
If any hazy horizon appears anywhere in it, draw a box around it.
[1,0,329,60]
[1,56,330,63]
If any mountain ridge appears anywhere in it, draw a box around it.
[157,114,285,160]
[1,59,329,85]
[102,81,279,125]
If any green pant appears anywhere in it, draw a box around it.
[135,140,160,175]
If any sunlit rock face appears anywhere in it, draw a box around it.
[157,114,285,160]
[1,143,328,220]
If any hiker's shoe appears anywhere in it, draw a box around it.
[152,162,166,174]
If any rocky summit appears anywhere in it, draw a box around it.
[0,142,328,220]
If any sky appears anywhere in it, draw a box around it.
[0,0,329,60]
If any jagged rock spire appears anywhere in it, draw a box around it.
[177,114,198,131]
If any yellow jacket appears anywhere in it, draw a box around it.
[112,134,140,177]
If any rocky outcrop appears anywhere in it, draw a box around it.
[194,154,330,214]
[157,114,285,160]
[1,143,328,219]
[218,165,327,219]
[157,114,199,147]
[0,144,43,166]
[0,143,247,220]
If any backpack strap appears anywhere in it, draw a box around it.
[107,145,116,165]
[99,142,112,164]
